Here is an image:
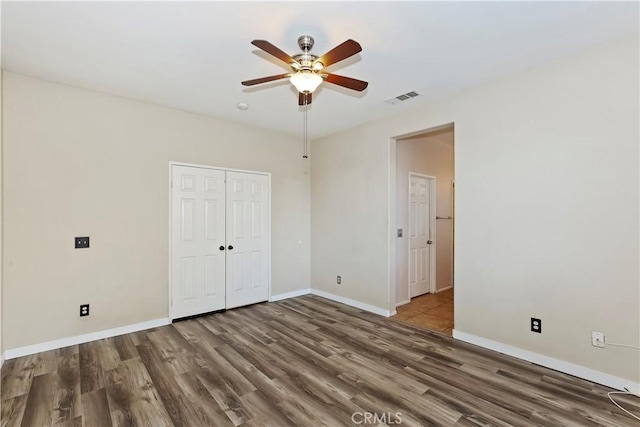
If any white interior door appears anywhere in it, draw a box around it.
[409,174,435,298]
[225,172,270,308]
[171,166,226,318]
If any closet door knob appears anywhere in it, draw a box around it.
[228,245,234,250]
[219,246,225,251]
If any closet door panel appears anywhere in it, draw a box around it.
[225,171,269,308]
[171,166,226,318]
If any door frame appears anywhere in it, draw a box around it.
[168,161,272,321]
[388,122,454,313]
[407,172,437,297]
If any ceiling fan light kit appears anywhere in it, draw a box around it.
[290,71,323,93]
[242,35,368,157]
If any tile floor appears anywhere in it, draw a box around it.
[393,288,454,335]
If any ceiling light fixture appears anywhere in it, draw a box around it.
[242,35,368,159]
[290,71,323,94]
[242,35,367,104]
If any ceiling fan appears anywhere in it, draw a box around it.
[241,35,368,105]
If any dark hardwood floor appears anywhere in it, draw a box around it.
[2,295,639,426]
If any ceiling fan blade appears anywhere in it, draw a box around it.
[316,39,362,68]
[325,74,368,91]
[242,74,290,86]
[298,92,313,106]
[251,40,299,66]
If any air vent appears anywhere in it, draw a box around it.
[385,90,422,105]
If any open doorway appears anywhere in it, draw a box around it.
[391,124,455,335]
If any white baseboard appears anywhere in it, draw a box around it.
[0,352,4,368]
[271,287,394,317]
[453,330,640,395]
[310,289,393,317]
[396,299,411,307]
[436,286,453,293]
[5,318,170,360]
[1,290,393,361]
[270,288,311,302]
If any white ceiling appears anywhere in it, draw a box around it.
[2,2,638,139]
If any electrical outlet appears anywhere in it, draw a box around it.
[531,317,542,333]
[80,304,90,317]
[337,275,341,285]
[592,331,605,348]
[75,237,90,249]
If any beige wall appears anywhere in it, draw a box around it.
[396,129,454,304]
[311,36,639,381]
[2,73,310,350]
[1,70,3,359]
[0,3,4,366]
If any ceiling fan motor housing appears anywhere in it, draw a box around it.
[292,53,318,69]
[293,36,319,69]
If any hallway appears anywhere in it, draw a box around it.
[393,289,454,335]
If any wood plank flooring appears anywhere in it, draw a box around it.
[2,295,639,426]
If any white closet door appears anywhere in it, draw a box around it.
[225,171,270,309]
[409,174,433,298]
[171,166,226,318]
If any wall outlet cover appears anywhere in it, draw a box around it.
[80,304,90,317]
[75,237,90,248]
[531,317,542,333]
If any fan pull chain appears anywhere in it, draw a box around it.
[302,96,309,158]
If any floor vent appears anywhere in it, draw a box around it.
[385,90,422,105]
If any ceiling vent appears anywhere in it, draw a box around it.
[384,90,422,105]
